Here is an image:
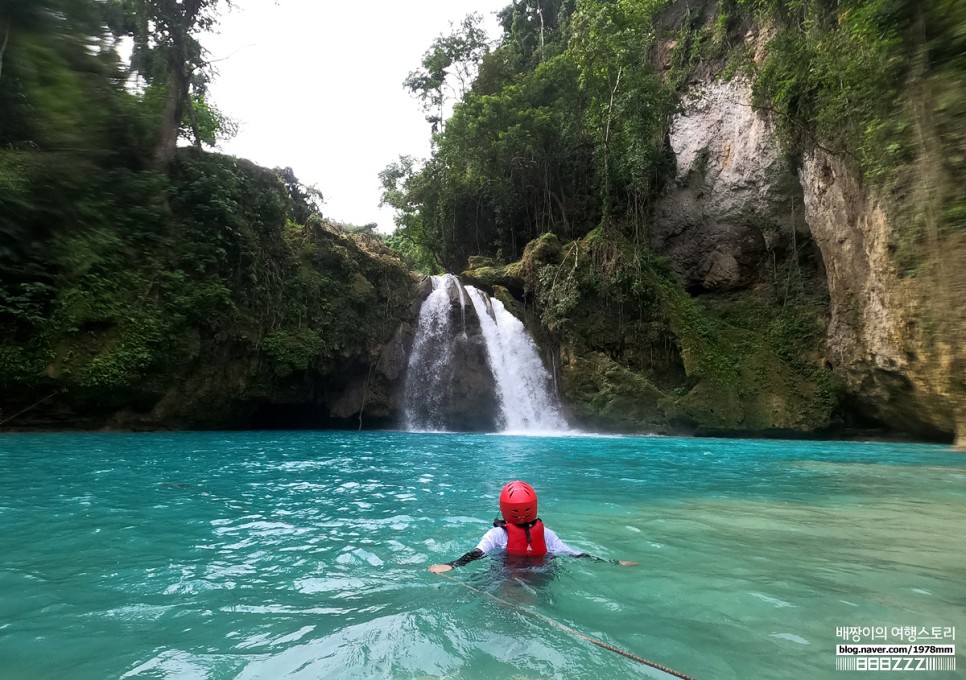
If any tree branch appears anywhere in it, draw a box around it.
[604,66,623,150]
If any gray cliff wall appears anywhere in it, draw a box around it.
[655,69,964,442]
[653,77,810,292]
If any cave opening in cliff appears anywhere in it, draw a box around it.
[247,403,393,431]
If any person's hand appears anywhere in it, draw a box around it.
[616,560,639,567]
[428,564,453,574]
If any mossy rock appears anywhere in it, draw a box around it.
[348,272,376,303]
[560,351,669,433]
[665,335,834,434]
[491,285,523,317]
[521,224,839,436]
[521,232,563,265]
[467,255,499,269]
[518,233,564,291]
[461,262,525,294]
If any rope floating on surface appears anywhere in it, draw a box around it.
[437,571,698,680]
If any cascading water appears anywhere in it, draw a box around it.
[403,274,568,433]
[465,288,567,433]
[402,275,466,432]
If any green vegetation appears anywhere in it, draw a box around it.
[4,0,960,435]
[0,2,414,427]
[1,151,413,423]
[381,0,676,272]
[382,0,964,436]
[384,0,963,276]
[468,227,836,433]
[383,0,847,434]
[460,219,837,434]
[744,0,910,180]
[738,0,965,264]
[739,0,965,435]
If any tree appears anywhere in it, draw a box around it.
[108,0,231,168]
[386,0,677,271]
[276,166,324,224]
[404,13,490,134]
[0,0,154,241]
[379,155,446,272]
[568,0,670,222]
[0,0,120,149]
[496,0,576,70]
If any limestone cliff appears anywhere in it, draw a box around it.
[646,0,966,443]
[799,149,966,441]
[658,73,964,441]
[653,77,809,292]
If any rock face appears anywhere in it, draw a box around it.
[799,149,965,440]
[652,78,809,292]
[322,295,423,428]
[653,69,964,442]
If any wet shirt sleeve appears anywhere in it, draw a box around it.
[475,527,507,554]
[544,527,584,556]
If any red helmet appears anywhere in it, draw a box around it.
[499,481,538,524]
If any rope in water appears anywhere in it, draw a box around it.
[437,571,698,680]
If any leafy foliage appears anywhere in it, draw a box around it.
[1,151,414,419]
[404,13,491,133]
[746,0,914,181]
[521,225,837,432]
[394,0,859,433]
[106,0,236,164]
[384,0,676,272]
[0,2,414,423]
[741,0,966,382]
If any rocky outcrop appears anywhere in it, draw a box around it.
[651,67,964,442]
[799,149,964,440]
[652,77,809,292]
[323,280,426,427]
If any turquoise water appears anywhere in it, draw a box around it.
[0,432,963,680]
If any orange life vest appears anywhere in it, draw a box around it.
[503,519,547,556]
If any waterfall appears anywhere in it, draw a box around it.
[403,274,568,433]
[402,275,465,432]
[465,288,567,433]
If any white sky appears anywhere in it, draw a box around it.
[203,0,509,233]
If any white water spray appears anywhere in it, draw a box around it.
[402,275,463,431]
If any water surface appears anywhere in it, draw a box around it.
[0,432,963,679]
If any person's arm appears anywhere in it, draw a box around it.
[428,548,485,573]
[545,528,638,566]
[428,527,504,573]
[577,555,639,566]
[572,551,638,566]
